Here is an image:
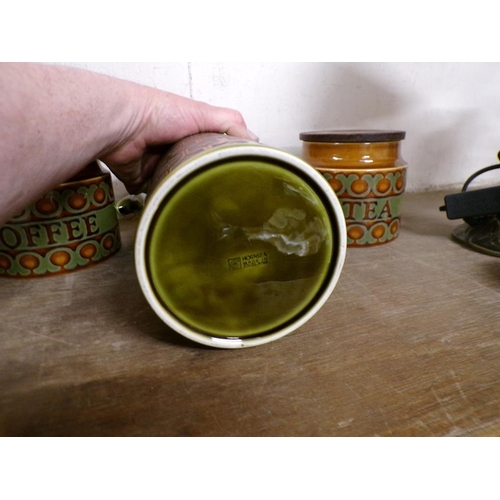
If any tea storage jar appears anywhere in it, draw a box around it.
[300,130,407,247]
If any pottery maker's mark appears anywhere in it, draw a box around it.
[228,252,269,271]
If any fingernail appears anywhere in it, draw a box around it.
[248,129,259,142]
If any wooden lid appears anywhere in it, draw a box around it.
[300,129,406,143]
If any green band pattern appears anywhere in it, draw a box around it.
[0,173,121,277]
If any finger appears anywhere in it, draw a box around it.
[193,102,259,142]
[225,124,259,142]
[103,146,164,192]
[107,159,142,186]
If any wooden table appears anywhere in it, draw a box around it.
[2,190,500,436]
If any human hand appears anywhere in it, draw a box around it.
[0,63,258,224]
[99,89,259,193]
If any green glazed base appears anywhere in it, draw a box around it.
[147,160,334,338]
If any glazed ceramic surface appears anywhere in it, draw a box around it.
[300,130,407,247]
[0,163,121,278]
[136,133,347,348]
[321,166,406,246]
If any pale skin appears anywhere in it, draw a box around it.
[0,63,258,224]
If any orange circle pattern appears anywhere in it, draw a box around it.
[345,219,400,246]
[0,231,121,278]
[321,168,406,246]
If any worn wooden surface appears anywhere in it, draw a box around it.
[1,190,500,436]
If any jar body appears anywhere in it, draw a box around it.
[135,133,347,348]
[301,132,407,247]
[0,162,121,278]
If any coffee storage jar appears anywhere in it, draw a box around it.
[300,130,407,247]
[0,162,121,278]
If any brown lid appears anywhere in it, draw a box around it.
[299,129,406,143]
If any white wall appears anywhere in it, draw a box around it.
[64,62,500,193]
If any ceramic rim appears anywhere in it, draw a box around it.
[135,144,347,348]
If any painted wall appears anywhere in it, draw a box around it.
[64,62,500,193]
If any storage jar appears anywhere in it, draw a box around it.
[300,129,407,247]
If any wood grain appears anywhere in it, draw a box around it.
[1,190,500,436]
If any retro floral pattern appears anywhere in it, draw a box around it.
[0,173,121,278]
[321,167,407,247]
